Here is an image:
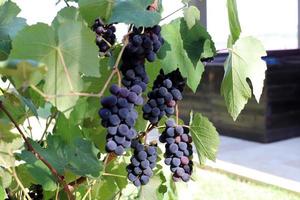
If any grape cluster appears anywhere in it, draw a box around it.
[124,25,164,63]
[120,25,164,91]
[28,184,43,200]
[92,18,116,56]
[143,69,186,124]
[126,140,157,186]
[159,119,193,182]
[99,84,143,155]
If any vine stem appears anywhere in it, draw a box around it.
[39,111,58,143]
[0,101,75,200]
[160,4,187,22]
[176,104,179,124]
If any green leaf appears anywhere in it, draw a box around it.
[221,36,267,120]
[19,136,102,177]
[105,161,127,189]
[0,168,12,188]
[189,112,219,165]
[16,156,57,191]
[158,18,215,92]
[52,6,83,29]
[79,0,114,25]
[0,136,23,168]
[91,177,118,200]
[0,185,5,199]
[139,175,163,200]
[0,59,47,88]
[9,22,99,115]
[0,122,19,143]
[183,6,200,29]
[0,91,26,123]
[227,0,241,44]
[54,113,82,143]
[0,1,26,60]
[109,0,161,27]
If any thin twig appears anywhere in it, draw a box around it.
[98,69,117,97]
[102,172,127,179]
[55,184,60,200]
[82,180,97,200]
[0,101,75,200]
[0,156,32,200]
[63,0,70,7]
[176,104,179,124]
[11,167,32,200]
[160,4,187,22]
[113,33,130,87]
[39,111,58,143]
[25,113,33,138]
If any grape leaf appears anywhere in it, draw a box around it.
[16,156,58,191]
[0,122,19,143]
[0,59,47,89]
[19,136,102,177]
[227,0,241,44]
[0,91,26,123]
[109,0,161,27]
[91,177,118,200]
[54,113,82,143]
[158,18,216,92]
[183,6,200,29]
[9,21,99,115]
[0,136,23,168]
[105,161,127,189]
[0,168,12,188]
[189,112,219,165]
[0,1,26,60]
[221,36,267,120]
[52,6,83,29]
[0,185,4,200]
[79,0,114,25]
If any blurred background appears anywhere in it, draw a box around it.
[7,0,300,199]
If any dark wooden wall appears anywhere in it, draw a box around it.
[180,49,300,143]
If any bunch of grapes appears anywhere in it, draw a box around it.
[159,119,193,182]
[28,184,43,200]
[98,84,143,155]
[120,25,164,91]
[126,140,157,186]
[120,63,149,93]
[92,18,116,56]
[123,25,164,63]
[143,69,186,124]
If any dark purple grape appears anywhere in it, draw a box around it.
[92,18,116,56]
[106,141,117,151]
[143,69,186,124]
[99,85,141,155]
[159,119,194,182]
[127,140,157,186]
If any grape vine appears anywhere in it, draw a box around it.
[0,0,268,198]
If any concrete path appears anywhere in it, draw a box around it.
[208,136,300,193]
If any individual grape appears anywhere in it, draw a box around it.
[127,140,157,186]
[159,119,193,182]
[99,85,141,155]
[143,69,186,124]
[106,141,117,151]
[92,18,116,56]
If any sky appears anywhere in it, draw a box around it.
[12,0,299,50]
